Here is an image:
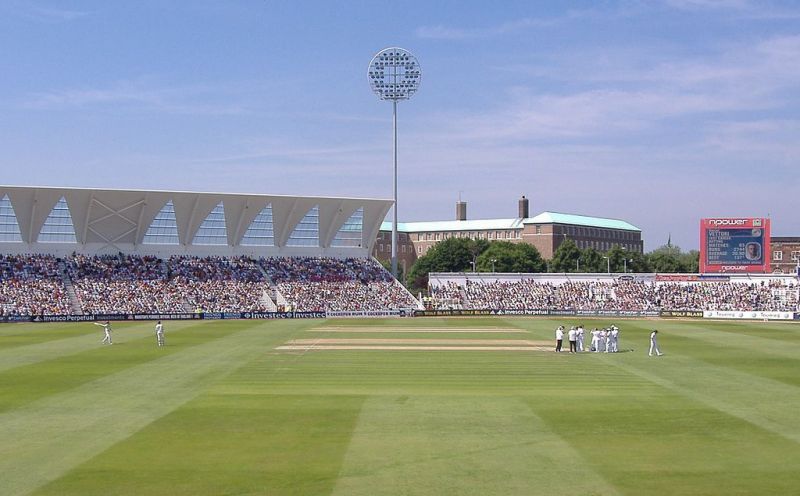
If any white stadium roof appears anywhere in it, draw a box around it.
[0,185,392,257]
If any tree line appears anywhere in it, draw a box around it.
[401,238,700,291]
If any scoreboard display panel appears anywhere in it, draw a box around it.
[700,218,770,273]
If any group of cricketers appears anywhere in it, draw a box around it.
[93,320,165,347]
[555,324,621,353]
[92,320,662,356]
[554,325,664,356]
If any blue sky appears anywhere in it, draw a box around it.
[1,0,799,250]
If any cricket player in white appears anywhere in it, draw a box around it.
[576,326,585,352]
[94,321,112,345]
[568,327,577,353]
[155,320,165,347]
[555,326,564,352]
[649,329,663,356]
[610,326,619,353]
[590,328,600,352]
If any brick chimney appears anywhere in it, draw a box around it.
[456,200,467,221]
[518,195,529,219]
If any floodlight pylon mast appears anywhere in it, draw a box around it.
[368,47,421,279]
[392,99,398,278]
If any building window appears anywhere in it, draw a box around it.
[286,205,319,247]
[143,200,180,245]
[38,197,77,243]
[0,195,22,242]
[332,207,363,248]
[792,251,800,262]
[535,225,541,234]
[241,204,275,246]
[193,202,228,246]
[774,251,783,261]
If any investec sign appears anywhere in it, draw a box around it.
[699,217,770,274]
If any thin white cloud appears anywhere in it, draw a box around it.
[24,79,250,116]
[663,0,800,18]
[7,3,90,23]
[415,17,555,40]
[663,0,751,10]
[460,34,800,148]
[414,9,601,40]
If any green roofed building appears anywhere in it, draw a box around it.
[373,196,643,271]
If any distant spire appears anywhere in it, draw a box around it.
[667,233,672,247]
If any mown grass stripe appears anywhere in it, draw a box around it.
[0,321,275,496]
[332,395,621,496]
[661,322,800,360]
[0,321,202,374]
[0,323,99,349]
[603,352,800,444]
[0,321,250,413]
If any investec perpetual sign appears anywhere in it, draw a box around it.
[700,218,771,273]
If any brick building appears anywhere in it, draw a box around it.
[373,196,643,271]
[770,237,800,274]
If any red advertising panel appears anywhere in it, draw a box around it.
[700,218,771,273]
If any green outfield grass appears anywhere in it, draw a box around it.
[1,317,799,495]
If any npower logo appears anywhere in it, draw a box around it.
[707,219,747,226]
[720,265,747,272]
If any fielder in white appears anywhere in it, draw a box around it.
[94,321,113,345]
[590,328,600,352]
[576,325,585,352]
[610,326,619,353]
[155,320,165,347]
[598,328,607,353]
[649,329,663,356]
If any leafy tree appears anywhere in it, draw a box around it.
[379,258,404,283]
[679,250,700,273]
[549,239,581,272]
[405,238,489,290]
[625,249,650,273]
[603,245,626,273]
[647,245,687,273]
[579,248,605,273]
[476,241,546,273]
[605,245,649,273]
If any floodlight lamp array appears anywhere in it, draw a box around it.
[368,47,421,101]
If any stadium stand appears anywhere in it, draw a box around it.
[1,254,416,315]
[261,257,419,312]
[428,277,799,312]
[0,254,71,316]
[2,253,798,317]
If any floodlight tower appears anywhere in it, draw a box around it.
[368,47,421,278]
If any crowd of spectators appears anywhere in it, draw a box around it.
[430,278,799,312]
[653,281,798,312]
[66,255,272,313]
[0,254,71,316]
[262,257,417,312]
[4,253,797,317]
